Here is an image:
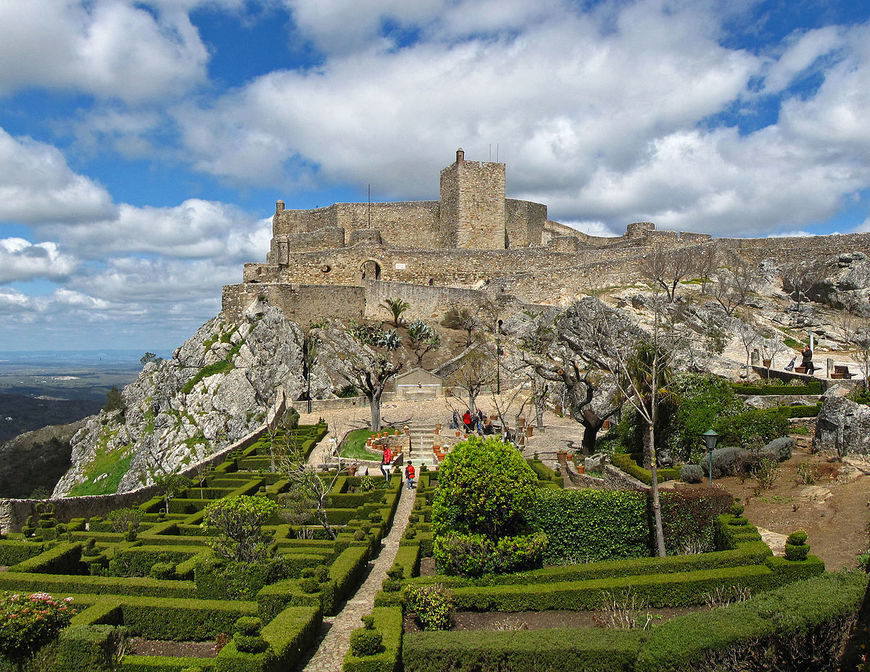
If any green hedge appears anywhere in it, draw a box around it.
[328,546,369,615]
[379,540,772,599]
[611,453,681,485]
[731,382,822,395]
[0,570,197,598]
[444,564,780,611]
[713,408,790,450]
[0,540,46,566]
[528,488,649,563]
[108,545,202,578]
[117,596,257,641]
[636,571,867,671]
[213,606,321,672]
[343,607,403,672]
[256,579,320,623]
[55,625,125,672]
[391,545,422,580]
[9,542,84,574]
[403,627,643,672]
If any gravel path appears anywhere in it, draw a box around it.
[301,482,415,672]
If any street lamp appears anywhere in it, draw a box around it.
[702,429,719,489]
[496,319,503,395]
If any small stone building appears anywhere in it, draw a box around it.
[392,368,443,400]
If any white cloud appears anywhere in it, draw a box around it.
[0,238,78,283]
[0,128,116,224]
[0,0,208,103]
[45,200,270,260]
[762,26,844,94]
[177,0,758,202]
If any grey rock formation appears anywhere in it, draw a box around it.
[808,252,870,313]
[759,436,794,462]
[53,307,313,496]
[813,395,870,456]
[0,420,83,498]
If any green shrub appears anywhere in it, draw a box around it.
[117,596,256,641]
[787,530,808,545]
[0,592,76,667]
[784,543,809,561]
[433,532,547,577]
[8,542,84,575]
[149,562,176,580]
[611,453,681,485]
[55,624,125,672]
[343,607,402,672]
[433,436,538,540]
[404,584,453,630]
[636,571,867,671]
[403,627,642,672]
[349,629,384,656]
[713,408,790,450]
[194,555,289,600]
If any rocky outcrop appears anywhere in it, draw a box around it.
[0,420,84,498]
[813,395,870,457]
[53,307,329,496]
[808,252,870,313]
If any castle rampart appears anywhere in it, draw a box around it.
[224,150,870,330]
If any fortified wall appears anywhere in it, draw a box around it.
[223,149,870,325]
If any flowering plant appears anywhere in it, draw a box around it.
[0,592,75,663]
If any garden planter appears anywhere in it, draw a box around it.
[577,464,585,475]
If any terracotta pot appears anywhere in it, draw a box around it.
[577,464,585,475]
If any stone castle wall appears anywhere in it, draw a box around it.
[440,153,507,249]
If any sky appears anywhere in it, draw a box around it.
[1,0,870,352]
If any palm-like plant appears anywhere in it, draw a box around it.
[382,297,410,327]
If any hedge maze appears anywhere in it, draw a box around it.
[0,423,407,671]
[1,430,866,672]
[365,460,867,672]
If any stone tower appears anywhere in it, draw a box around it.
[439,148,506,249]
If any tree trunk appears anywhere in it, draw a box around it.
[580,412,603,454]
[647,422,666,557]
[370,391,381,431]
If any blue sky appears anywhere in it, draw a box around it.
[1,0,869,351]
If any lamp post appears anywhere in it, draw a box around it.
[702,429,719,489]
[496,319,503,395]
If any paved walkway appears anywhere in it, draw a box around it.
[301,483,415,672]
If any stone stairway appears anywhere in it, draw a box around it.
[404,424,439,468]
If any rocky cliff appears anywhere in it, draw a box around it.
[53,306,331,496]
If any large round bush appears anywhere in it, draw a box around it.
[432,436,538,539]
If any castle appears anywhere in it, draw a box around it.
[222,149,870,326]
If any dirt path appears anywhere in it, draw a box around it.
[301,483,414,672]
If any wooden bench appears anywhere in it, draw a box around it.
[831,364,854,379]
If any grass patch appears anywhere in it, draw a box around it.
[69,448,134,496]
[340,429,380,460]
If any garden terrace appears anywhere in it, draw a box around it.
[361,452,863,672]
[0,423,406,671]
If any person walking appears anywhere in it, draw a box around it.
[404,461,416,490]
[380,444,392,480]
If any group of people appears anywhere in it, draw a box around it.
[451,408,495,435]
[379,444,415,490]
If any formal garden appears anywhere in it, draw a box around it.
[0,418,867,671]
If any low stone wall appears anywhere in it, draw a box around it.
[0,389,289,533]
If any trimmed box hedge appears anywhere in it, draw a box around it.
[9,541,84,574]
[343,607,402,672]
[611,453,681,485]
[636,571,867,671]
[55,624,126,672]
[0,570,197,597]
[403,627,643,672]
[117,596,257,641]
[0,540,46,566]
[121,655,217,671]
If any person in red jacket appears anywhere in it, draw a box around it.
[380,445,392,480]
[462,410,472,432]
[405,461,416,490]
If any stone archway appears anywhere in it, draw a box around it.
[361,259,382,281]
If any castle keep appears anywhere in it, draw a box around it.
[222,150,870,326]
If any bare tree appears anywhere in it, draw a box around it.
[277,438,345,540]
[640,246,695,302]
[694,245,717,295]
[839,308,870,391]
[447,347,496,414]
[316,322,402,431]
[736,317,762,377]
[759,330,788,376]
[711,251,760,317]
[781,258,829,311]
[520,303,624,454]
[570,295,681,557]
[441,307,481,346]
